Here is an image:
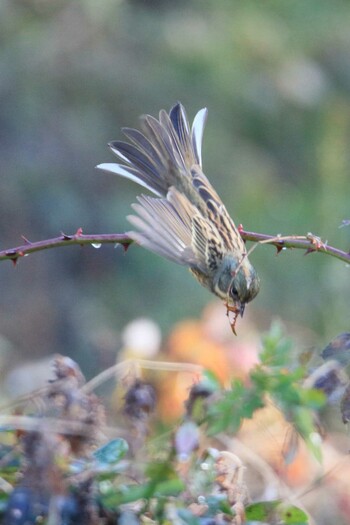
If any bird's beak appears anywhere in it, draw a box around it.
[240,303,245,317]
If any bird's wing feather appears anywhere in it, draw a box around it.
[127,188,224,275]
[190,165,246,254]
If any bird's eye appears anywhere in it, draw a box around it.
[230,284,239,300]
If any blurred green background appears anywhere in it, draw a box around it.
[0,0,349,377]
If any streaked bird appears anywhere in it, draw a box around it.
[97,103,260,333]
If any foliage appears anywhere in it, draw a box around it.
[1,325,349,524]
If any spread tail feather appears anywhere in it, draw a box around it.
[96,103,208,197]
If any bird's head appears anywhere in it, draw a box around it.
[213,255,260,334]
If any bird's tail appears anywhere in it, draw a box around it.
[96,103,208,197]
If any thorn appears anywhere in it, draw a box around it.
[12,252,25,266]
[122,243,130,253]
[5,250,25,266]
[275,244,284,255]
[61,232,73,241]
[5,249,18,257]
[61,228,83,241]
[21,235,32,245]
[304,247,316,256]
[5,250,20,266]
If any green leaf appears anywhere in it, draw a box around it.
[206,378,265,435]
[101,482,154,507]
[176,508,200,525]
[300,388,326,410]
[100,478,185,508]
[145,460,177,482]
[93,438,128,465]
[246,500,309,524]
[205,495,233,516]
[0,465,21,485]
[0,491,10,514]
[260,322,294,367]
[293,406,322,458]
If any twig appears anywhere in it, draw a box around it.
[0,414,121,439]
[0,230,132,264]
[242,230,350,264]
[0,228,349,264]
[82,358,203,394]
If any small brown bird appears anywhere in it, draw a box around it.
[97,103,260,333]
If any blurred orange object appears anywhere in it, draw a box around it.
[167,320,232,383]
[157,304,259,420]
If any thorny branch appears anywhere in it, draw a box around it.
[241,229,350,264]
[0,228,349,265]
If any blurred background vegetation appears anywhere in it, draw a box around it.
[0,0,349,383]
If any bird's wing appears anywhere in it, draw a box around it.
[190,165,247,255]
[127,187,225,276]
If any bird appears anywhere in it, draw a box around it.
[97,103,260,333]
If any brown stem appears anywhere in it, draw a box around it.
[242,230,350,264]
[0,229,349,264]
[0,231,132,264]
